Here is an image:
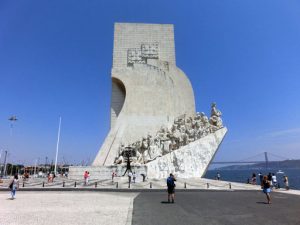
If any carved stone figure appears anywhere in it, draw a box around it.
[113,104,224,165]
[211,102,222,117]
[209,103,223,130]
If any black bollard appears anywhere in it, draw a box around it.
[22,182,25,187]
[74,181,77,187]
[229,183,231,189]
[128,181,131,189]
[42,181,45,187]
[150,182,152,188]
[116,182,118,189]
[95,182,97,188]
[207,183,209,189]
[63,181,65,187]
[184,182,186,189]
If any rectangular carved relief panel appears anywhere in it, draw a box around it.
[141,43,159,59]
[127,49,146,66]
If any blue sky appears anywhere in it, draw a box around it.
[0,0,299,165]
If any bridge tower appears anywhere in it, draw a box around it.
[264,152,269,171]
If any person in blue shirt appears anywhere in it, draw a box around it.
[167,173,176,203]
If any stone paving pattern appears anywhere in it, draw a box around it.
[1,192,137,225]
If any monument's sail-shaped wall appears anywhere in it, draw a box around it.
[93,23,196,166]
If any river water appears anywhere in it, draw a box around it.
[204,169,300,190]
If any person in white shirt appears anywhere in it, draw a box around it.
[9,174,19,199]
[271,173,277,189]
[133,172,136,183]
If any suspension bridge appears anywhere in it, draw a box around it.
[211,152,293,169]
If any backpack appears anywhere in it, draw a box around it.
[9,181,13,190]
[167,177,174,187]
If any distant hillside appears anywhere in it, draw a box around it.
[216,160,300,170]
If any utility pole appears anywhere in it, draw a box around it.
[34,158,38,176]
[54,116,62,175]
[45,156,48,173]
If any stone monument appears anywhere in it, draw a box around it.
[69,23,227,179]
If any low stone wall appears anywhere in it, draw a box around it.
[68,165,147,180]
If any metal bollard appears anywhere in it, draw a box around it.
[63,181,65,187]
[22,182,25,187]
[207,183,209,189]
[184,182,186,189]
[229,183,231,189]
[150,182,152,188]
[74,181,77,187]
[116,182,118,189]
[42,181,45,187]
[128,182,131,189]
[95,182,97,188]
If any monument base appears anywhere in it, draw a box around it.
[69,128,227,180]
[68,165,147,180]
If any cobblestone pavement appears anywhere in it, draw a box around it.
[0,191,137,225]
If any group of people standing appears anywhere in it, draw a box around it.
[255,172,290,204]
[254,172,289,190]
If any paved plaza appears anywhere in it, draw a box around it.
[132,191,300,225]
[1,190,300,225]
[0,192,137,225]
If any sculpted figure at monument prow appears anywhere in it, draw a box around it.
[209,102,223,131]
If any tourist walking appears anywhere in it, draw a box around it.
[272,173,277,189]
[141,173,146,182]
[47,172,51,183]
[267,172,273,187]
[283,175,289,190]
[133,172,136,183]
[112,171,116,182]
[128,171,132,184]
[86,172,90,184]
[216,172,221,181]
[9,174,19,199]
[258,172,263,185]
[261,175,271,204]
[252,173,256,185]
[83,171,88,185]
[167,173,176,203]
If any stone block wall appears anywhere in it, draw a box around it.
[69,165,147,180]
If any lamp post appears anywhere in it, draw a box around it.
[8,115,18,137]
[3,151,8,177]
[7,116,17,177]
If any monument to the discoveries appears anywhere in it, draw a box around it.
[69,23,227,179]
